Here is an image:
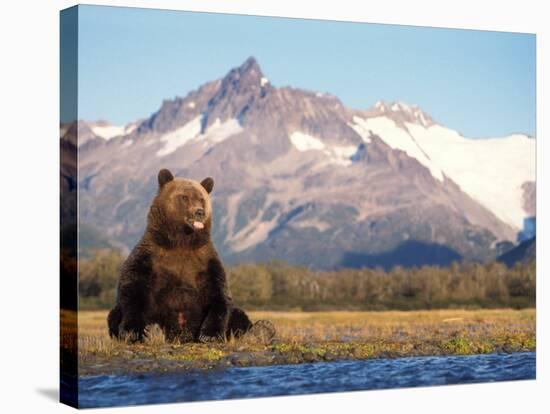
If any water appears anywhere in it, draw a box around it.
[78,352,535,408]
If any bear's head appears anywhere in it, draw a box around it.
[147,168,215,248]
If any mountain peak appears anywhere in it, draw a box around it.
[224,56,266,86]
[199,57,271,129]
[240,56,262,73]
[369,100,435,128]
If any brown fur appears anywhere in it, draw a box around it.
[108,169,252,343]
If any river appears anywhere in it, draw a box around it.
[77,352,535,408]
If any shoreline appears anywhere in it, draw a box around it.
[79,341,536,377]
[74,308,536,376]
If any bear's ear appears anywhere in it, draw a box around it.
[158,169,174,188]
[200,177,214,194]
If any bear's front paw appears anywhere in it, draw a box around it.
[119,320,146,343]
[122,330,146,343]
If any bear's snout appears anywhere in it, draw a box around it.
[194,208,205,220]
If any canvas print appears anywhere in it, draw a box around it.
[60,5,536,409]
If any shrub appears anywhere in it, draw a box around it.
[77,250,536,311]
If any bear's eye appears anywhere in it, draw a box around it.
[179,195,189,203]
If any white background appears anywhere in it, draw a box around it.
[0,0,547,412]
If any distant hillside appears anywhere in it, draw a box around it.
[498,237,536,267]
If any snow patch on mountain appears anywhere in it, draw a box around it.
[156,116,243,157]
[156,116,203,156]
[325,145,358,166]
[290,131,325,151]
[404,122,535,229]
[348,116,373,143]
[355,116,444,181]
[91,125,126,140]
[353,113,535,229]
[290,132,358,166]
[205,118,243,143]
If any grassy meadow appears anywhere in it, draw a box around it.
[68,308,536,375]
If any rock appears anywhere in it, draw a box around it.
[231,354,252,367]
[323,351,338,361]
[302,352,318,362]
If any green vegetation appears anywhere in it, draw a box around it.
[72,309,535,375]
[78,249,535,311]
[79,250,121,309]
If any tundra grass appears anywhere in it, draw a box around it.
[64,308,535,375]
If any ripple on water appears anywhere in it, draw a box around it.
[77,352,536,408]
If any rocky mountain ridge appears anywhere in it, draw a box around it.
[65,57,536,269]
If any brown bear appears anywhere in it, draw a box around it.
[108,168,272,343]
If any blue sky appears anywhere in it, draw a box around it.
[74,5,536,138]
